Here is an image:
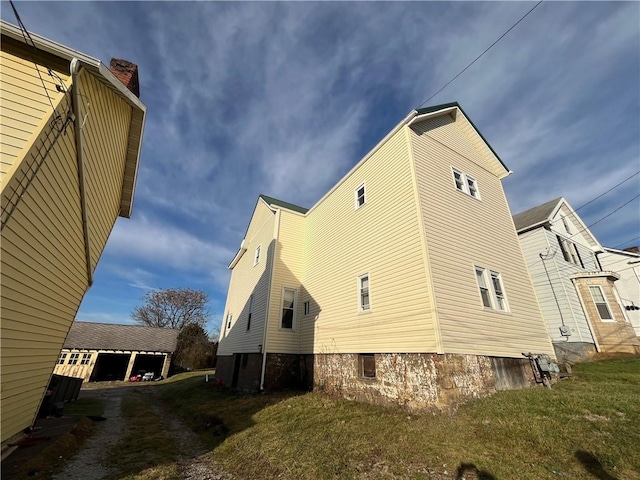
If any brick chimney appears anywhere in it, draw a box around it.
[623,246,640,254]
[109,58,140,98]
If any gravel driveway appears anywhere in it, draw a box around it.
[53,384,232,480]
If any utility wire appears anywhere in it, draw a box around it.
[571,170,640,215]
[417,0,544,107]
[582,194,640,231]
[9,0,63,114]
[612,235,640,250]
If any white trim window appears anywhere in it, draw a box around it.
[80,353,91,365]
[359,274,370,312]
[303,300,310,316]
[254,245,261,266]
[281,288,296,329]
[589,285,614,321]
[561,216,572,234]
[475,266,508,312]
[452,168,480,199]
[68,353,79,365]
[57,352,67,365]
[247,295,253,331]
[226,313,233,330]
[557,235,584,267]
[355,183,366,209]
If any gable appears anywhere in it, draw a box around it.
[549,201,601,249]
[412,105,509,179]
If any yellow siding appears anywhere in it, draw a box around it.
[0,37,70,185]
[266,210,306,353]
[1,56,138,442]
[410,113,554,358]
[303,128,437,353]
[79,70,132,271]
[218,201,276,356]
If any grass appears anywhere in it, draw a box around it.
[156,358,640,479]
[4,397,104,480]
[106,392,180,480]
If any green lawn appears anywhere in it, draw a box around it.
[157,358,640,479]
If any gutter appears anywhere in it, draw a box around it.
[70,58,93,288]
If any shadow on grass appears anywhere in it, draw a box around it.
[575,451,619,480]
[455,462,497,480]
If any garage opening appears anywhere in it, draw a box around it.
[131,354,165,379]
[90,353,131,382]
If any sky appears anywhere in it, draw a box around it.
[3,1,638,334]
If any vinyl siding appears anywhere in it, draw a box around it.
[79,70,132,271]
[0,36,70,184]
[266,210,305,353]
[410,113,554,357]
[302,127,437,354]
[218,201,276,356]
[1,62,138,442]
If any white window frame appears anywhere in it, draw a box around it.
[254,245,261,266]
[57,352,67,365]
[226,313,233,330]
[561,216,572,234]
[80,353,91,365]
[557,235,584,267]
[475,266,509,312]
[68,353,79,365]
[358,273,371,312]
[588,285,614,322]
[452,168,480,199]
[355,183,366,209]
[303,300,310,316]
[280,287,297,329]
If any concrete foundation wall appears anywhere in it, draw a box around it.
[552,342,598,364]
[216,353,262,392]
[313,353,536,410]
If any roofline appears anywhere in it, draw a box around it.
[602,246,640,257]
[416,102,510,175]
[1,20,146,218]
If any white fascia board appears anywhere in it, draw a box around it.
[228,245,247,269]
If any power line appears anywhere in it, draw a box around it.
[573,170,640,214]
[612,235,640,250]
[417,0,544,107]
[583,194,640,231]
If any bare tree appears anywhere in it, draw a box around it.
[131,288,210,330]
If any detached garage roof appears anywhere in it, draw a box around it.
[64,321,178,353]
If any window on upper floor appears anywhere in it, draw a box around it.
[355,184,366,209]
[359,274,370,312]
[254,245,261,266]
[303,300,310,316]
[281,288,296,329]
[589,285,613,321]
[226,313,233,330]
[561,216,572,234]
[247,295,253,331]
[556,235,584,268]
[80,353,92,365]
[475,266,508,312]
[57,353,67,365]
[453,168,480,199]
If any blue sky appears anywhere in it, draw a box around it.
[3,1,638,334]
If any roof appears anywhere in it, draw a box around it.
[63,321,178,353]
[415,102,509,174]
[0,20,146,219]
[260,194,308,214]
[512,197,563,232]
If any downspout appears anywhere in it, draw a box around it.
[260,209,281,390]
[70,58,93,288]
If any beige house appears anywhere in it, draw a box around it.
[513,197,639,362]
[217,102,555,409]
[1,21,146,443]
[53,322,178,382]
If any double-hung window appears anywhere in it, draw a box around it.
[281,288,296,329]
[359,274,370,312]
[355,184,366,209]
[226,313,233,330]
[254,245,261,266]
[556,235,584,267]
[452,168,480,199]
[475,267,508,312]
[589,286,613,321]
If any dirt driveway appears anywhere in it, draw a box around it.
[53,383,232,480]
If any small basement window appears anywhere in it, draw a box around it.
[359,353,376,378]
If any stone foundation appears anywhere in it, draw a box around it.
[552,342,598,364]
[312,353,536,410]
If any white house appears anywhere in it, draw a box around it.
[513,197,639,362]
[598,247,640,336]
